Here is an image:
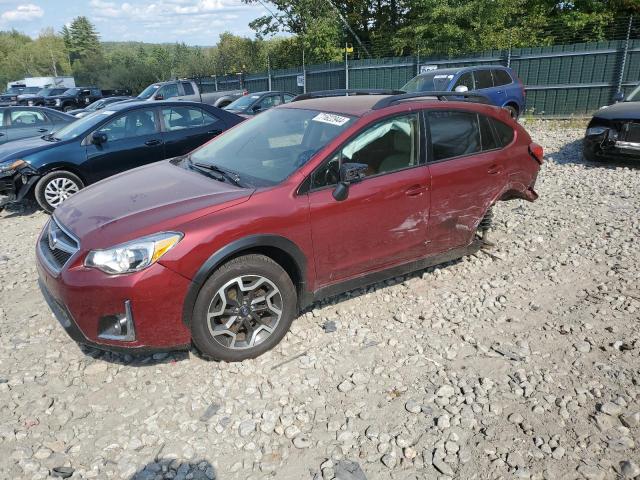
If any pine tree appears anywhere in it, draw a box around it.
[65,16,102,63]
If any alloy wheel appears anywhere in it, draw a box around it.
[206,275,283,350]
[44,177,80,208]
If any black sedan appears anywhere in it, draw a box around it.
[0,106,74,145]
[584,85,640,162]
[224,91,295,117]
[0,101,243,212]
[67,96,132,118]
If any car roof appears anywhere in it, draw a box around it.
[283,93,498,117]
[104,100,215,111]
[416,65,511,77]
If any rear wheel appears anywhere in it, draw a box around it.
[34,170,84,213]
[504,105,518,119]
[191,254,297,362]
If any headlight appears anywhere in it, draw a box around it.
[55,99,61,106]
[0,159,26,173]
[10,96,17,101]
[84,232,182,274]
[586,126,608,136]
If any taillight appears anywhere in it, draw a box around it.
[517,77,526,98]
[529,143,543,165]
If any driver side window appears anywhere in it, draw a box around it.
[311,113,419,190]
[97,109,157,141]
[158,84,179,100]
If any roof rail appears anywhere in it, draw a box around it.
[372,91,491,110]
[292,89,405,102]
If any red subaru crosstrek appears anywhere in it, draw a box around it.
[36,90,543,362]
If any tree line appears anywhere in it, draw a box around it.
[0,1,638,94]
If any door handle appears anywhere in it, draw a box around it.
[145,139,162,146]
[405,184,427,197]
[37,128,48,132]
[496,90,504,94]
[487,164,502,175]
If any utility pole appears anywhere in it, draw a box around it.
[302,48,307,94]
[267,54,272,91]
[345,43,349,90]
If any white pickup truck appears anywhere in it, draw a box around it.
[134,80,246,108]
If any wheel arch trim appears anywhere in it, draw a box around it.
[181,234,310,328]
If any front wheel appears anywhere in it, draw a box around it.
[191,254,297,362]
[34,171,84,213]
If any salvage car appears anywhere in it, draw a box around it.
[66,96,132,118]
[35,90,543,361]
[224,91,295,117]
[0,106,74,145]
[584,85,640,162]
[0,101,243,212]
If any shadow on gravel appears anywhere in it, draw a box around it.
[553,138,640,169]
[129,458,217,480]
[0,199,41,218]
[79,344,190,367]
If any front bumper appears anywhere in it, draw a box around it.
[36,227,193,353]
[0,169,39,207]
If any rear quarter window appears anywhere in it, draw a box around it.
[490,118,515,146]
[474,70,494,89]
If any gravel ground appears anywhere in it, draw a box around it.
[0,121,639,480]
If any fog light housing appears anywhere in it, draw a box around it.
[97,300,136,341]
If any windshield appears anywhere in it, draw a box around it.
[189,108,355,186]
[402,72,454,92]
[62,88,80,96]
[21,87,41,94]
[625,85,640,102]
[38,88,66,96]
[5,87,24,95]
[225,94,259,111]
[52,110,115,141]
[137,84,160,100]
[86,99,106,111]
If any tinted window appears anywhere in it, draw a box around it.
[284,94,295,103]
[162,106,219,130]
[454,72,474,90]
[474,70,494,89]
[98,109,157,141]
[91,89,101,96]
[311,114,419,189]
[490,118,514,146]
[10,109,47,126]
[182,82,195,95]
[202,110,219,125]
[492,69,512,86]
[158,84,179,99]
[402,73,454,92]
[479,115,499,150]
[257,94,282,110]
[427,111,481,160]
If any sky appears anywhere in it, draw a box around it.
[0,0,271,44]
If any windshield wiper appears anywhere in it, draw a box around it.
[189,159,247,187]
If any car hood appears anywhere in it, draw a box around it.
[0,136,57,163]
[592,102,640,120]
[54,160,254,249]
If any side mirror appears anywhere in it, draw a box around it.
[154,94,164,101]
[613,91,625,103]
[252,104,262,112]
[454,85,469,93]
[332,162,368,201]
[92,131,108,145]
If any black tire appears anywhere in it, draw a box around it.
[504,105,518,119]
[34,170,84,213]
[191,254,297,362]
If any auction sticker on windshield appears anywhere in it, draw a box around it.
[312,112,350,126]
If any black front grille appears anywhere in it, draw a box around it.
[38,219,80,274]
[621,122,640,143]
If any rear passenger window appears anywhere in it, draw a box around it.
[474,70,494,89]
[490,118,514,146]
[427,111,481,160]
[182,82,195,95]
[479,115,499,150]
[492,70,512,86]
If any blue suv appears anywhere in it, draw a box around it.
[401,65,525,118]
